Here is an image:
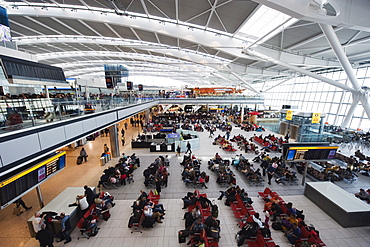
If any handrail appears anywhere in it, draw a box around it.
[0,95,264,134]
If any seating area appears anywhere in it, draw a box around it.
[226,190,277,246]
[258,187,326,247]
[207,158,236,187]
[213,135,237,152]
[76,191,115,240]
[97,153,139,189]
[128,190,163,233]
[181,155,209,189]
[179,189,220,247]
[231,155,265,187]
[253,135,283,153]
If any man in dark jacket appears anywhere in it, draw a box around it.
[36,224,54,247]
[84,185,96,206]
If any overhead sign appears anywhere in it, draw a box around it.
[285,146,338,161]
[286,110,293,120]
[312,113,321,123]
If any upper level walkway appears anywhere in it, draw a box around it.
[0,95,263,176]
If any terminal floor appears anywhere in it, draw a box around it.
[0,123,370,247]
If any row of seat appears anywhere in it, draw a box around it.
[130,190,161,233]
[186,190,219,247]
[76,191,113,239]
[229,193,277,246]
[258,188,326,247]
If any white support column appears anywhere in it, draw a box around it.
[229,71,260,94]
[240,104,244,124]
[341,94,359,128]
[319,23,362,91]
[44,85,49,99]
[243,49,356,92]
[319,23,370,121]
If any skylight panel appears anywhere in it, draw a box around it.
[238,5,298,45]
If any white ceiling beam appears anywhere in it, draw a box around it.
[8,6,340,69]
[205,0,218,29]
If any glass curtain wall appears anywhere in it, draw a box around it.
[260,66,370,131]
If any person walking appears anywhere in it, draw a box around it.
[80,148,88,163]
[14,197,32,211]
[176,144,181,156]
[121,135,125,146]
[124,122,128,130]
[185,141,192,154]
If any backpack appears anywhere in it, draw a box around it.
[272,222,282,230]
[211,227,220,241]
[261,227,271,238]
[141,217,156,228]
[211,204,219,218]
[239,223,258,239]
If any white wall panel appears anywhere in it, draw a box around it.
[38,126,66,150]
[82,118,97,132]
[106,112,117,123]
[95,115,107,127]
[64,122,84,140]
[0,134,41,166]
[118,108,132,119]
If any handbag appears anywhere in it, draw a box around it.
[13,206,22,215]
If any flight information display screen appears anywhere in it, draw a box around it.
[285,146,338,161]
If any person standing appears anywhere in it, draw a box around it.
[121,128,125,136]
[36,224,54,247]
[226,130,231,140]
[155,178,162,195]
[124,122,128,130]
[32,212,46,233]
[121,135,125,146]
[58,212,72,244]
[104,128,109,137]
[267,163,275,185]
[176,144,181,156]
[84,185,96,206]
[80,148,88,163]
[103,144,109,154]
[185,141,192,154]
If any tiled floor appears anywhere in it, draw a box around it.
[1,119,370,247]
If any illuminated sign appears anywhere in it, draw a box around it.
[286,110,293,120]
[312,113,321,123]
[285,146,338,161]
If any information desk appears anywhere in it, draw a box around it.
[304,182,370,227]
[27,187,95,237]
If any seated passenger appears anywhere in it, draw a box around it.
[285,223,301,246]
[143,206,164,223]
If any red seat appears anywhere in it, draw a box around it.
[258,188,272,199]
[233,205,248,219]
[76,218,92,239]
[246,234,265,247]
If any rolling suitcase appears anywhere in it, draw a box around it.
[102,210,111,221]
[141,217,155,228]
[77,156,83,165]
[205,175,210,183]
[178,230,186,243]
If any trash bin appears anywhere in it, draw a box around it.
[100,157,106,166]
